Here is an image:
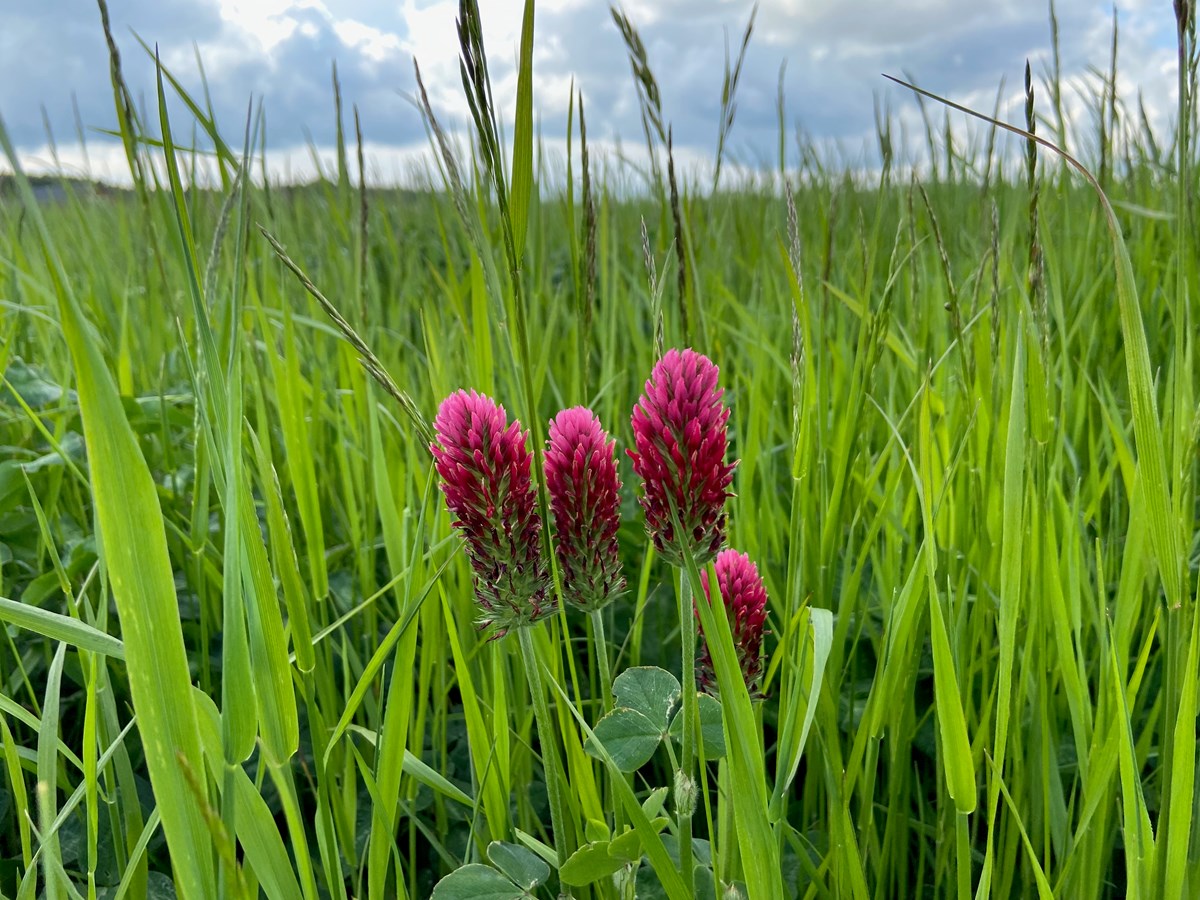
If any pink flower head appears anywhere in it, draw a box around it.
[431,390,552,637]
[698,549,769,696]
[545,407,626,612]
[627,348,736,567]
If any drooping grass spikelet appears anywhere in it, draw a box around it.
[432,390,552,638]
[545,406,625,612]
[628,348,736,567]
[698,549,769,695]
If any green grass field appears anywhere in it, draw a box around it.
[1,1,1198,897]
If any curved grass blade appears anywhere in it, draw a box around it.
[0,596,124,659]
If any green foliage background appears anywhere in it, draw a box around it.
[0,1,1198,897]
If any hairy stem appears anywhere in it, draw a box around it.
[518,626,570,868]
[677,571,697,893]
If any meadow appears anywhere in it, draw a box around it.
[1,1,1198,897]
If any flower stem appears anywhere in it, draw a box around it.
[589,609,614,714]
[677,571,697,893]
[589,609,622,835]
[517,626,570,867]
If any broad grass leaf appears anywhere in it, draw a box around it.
[0,118,216,898]
[770,607,832,817]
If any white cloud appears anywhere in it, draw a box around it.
[1,0,1188,185]
[333,20,405,62]
[214,0,311,50]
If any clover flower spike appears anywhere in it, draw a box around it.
[698,549,769,696]
[545,407,626,612]
[432,390,552,637]
[628,348,736,567]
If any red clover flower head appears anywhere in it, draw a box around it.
[628,348,736,567]
[431,390,552,638]
[544,407,625,612]
[698,549,769,696]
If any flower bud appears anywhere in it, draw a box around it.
[674,769,698,819]
[698,549,769,696]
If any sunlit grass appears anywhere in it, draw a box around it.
[1,0,1198,897]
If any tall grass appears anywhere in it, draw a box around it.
[1,0,1198,897]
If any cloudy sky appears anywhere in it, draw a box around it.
[0,0,1185,184]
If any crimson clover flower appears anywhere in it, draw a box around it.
[628,348,736,567]
[697,549,769,696]
[545,407,625,612]
[431,390,552,638]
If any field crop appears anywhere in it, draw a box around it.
[1,1,1198,898]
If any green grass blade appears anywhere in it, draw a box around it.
[238,483,300,764]
[924,563,976,815]
[109,810,162,900]
[983,316,1028,873]
[131,32,240,174]
[366,405,423,899]
[37,643,68,900]
[0,596,124,659]
[883,74,1183,610]
[192,690,305,900]
[509,0,536,259]
[219,439,257,766]
[0,114,216,898]
[685,551,784,897]
[769,606,833,818]
[440,592,510,844]
[1161,599,1200,897]
[1,713,33,870]
[543,672,690,900]
[401,749,475,808]
[247,423,315,674]
[916,382,976,816]
[1108,629,1155,894]
[989,755,1054,900]
[323,547,452,761]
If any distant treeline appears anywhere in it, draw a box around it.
[0,174,128,201]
